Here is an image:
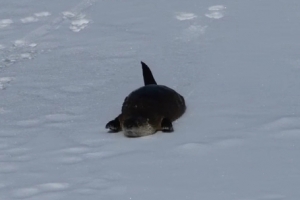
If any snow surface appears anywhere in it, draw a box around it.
[1,0,300,199]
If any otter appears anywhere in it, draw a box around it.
[105,61,186,137]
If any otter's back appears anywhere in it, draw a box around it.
[122,85,185,121]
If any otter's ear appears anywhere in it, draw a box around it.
[141,61,157,85]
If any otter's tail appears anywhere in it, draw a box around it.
[141,61,157,85]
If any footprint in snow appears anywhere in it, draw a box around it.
[62,11,90,32]
[34,12,51,17]
[174,11,206,42]
[2,40,37,67]
[0,19,13,29]
[178,25,207,42]
[205,5,227,19]
[20,16,39,23]
[12,182,70,198]
[0,12,50,67]
[0,77,14,90]
[20,11,51,23]
[175,12,197,21]
[13,40,37,49]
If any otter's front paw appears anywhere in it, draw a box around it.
[161,118,174,132]
[105,118,121,132]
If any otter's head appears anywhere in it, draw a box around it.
[122,117,156,137]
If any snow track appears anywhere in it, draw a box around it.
[0,0,96,70]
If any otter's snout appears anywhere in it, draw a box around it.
[122,117,155,137]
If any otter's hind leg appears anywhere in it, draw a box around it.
[161,118,174,132]
[106,114,122,132]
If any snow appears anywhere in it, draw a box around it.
[1,0,300,199]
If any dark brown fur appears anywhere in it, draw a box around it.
[105,62,186,137]
[119,85,186,131]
